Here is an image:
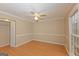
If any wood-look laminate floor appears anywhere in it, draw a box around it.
[0,40,68,56]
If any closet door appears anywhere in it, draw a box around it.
[0,21,10,46]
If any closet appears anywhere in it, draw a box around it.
[0,19,16,47]
[0,20,10,47]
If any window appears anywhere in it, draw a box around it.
[69,10,79,56]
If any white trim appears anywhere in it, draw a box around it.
[0,19,16,22]
[72,34,79,38]
[69,4,77,17]
[15,40,32,47]
[35,17,65,22]
[16,33,33,37]
[0,43,9,47]
[68,4,78,56]
[10,21,16,47]
[33,33,65,45]
[0,9,65,22]
[64,46,69,56]
[0,41,9,47]
[16,33,33,47]
[34,33,65,36]
[33,39,64,45]
[68,17,73,56]
[0,10,32,22]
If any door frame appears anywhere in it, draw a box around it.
[68,5,79,56]
[10,20,16,47]
[0,19,16,47]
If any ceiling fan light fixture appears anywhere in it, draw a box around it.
[34,16,38,20]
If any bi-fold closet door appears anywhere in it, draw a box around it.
[0,20,10,46]
[69,8,79,56]
[0,19,16,47]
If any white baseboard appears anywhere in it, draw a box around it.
[33,39,64,45]
[64,46,69,56]
[15,33,33,47]
[15,40,32,47]
[0,41,9,47]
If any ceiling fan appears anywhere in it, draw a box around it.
[30,11,47,22]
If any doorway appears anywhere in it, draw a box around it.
[0,19,16,47]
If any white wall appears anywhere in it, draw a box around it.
[16,20,33,46]
[0,10,33,47]
[33,17,65,45]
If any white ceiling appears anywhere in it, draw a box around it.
[0,3,75,21]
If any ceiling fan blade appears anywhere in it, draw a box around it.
[40,14,47,17]
[38,17,44,20]
[30,11,39,17]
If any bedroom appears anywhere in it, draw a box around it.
[0,3,78,56]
